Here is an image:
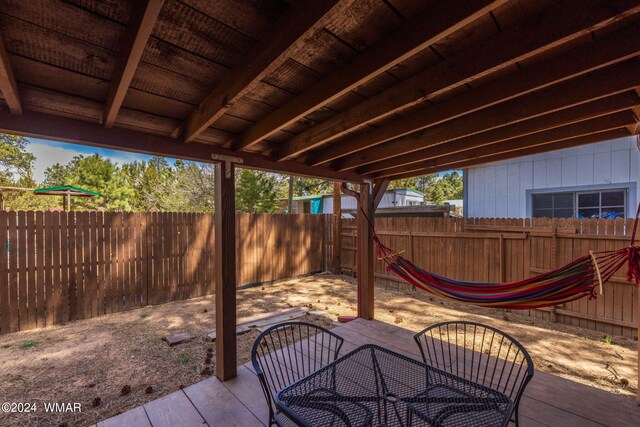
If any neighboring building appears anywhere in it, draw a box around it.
[443,199,463,216]
[463,136,639,219]
[280,188,425,214]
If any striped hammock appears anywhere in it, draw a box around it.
[373,236,640,310]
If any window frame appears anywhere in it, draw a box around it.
[531,188,627,219]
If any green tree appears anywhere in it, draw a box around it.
[425,171,463,203]
[388,171,463,204]
[0,134,56,210]
[122,157,176,211]
[0,134,34,185]
[43,154,134,211]
[235,169,277,213]
[389,174,438,194]
[172,160,215,213]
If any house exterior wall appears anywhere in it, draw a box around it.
[321,190,424,213]
[464,136,640,218]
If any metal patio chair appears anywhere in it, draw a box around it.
[414,321,534,426]
[251,321,344,426]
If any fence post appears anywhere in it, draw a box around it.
[332,182,342,274]
[499,233,505,283]
[550,220,558,322]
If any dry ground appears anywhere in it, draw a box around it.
[0,274,636,426]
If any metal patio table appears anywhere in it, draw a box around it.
[275,344,513,427]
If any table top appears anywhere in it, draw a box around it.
[275,344,513,427]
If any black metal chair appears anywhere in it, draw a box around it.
[251,321,344,426]
[414,321,534,426]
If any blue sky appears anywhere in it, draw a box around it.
[25,138,456,183]
[26,138,157,182]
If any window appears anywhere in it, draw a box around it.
[577,191,625,219]
[532,193,574,218]
[532,189,626,219]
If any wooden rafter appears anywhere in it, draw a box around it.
[309,20,640,166]
[360,92,640,175]
[284,0,640,163]
[181,0,341,143]
[333,60,640,172]
[0,33,21,114]
[103,0,164,128]
[372,111,639,178]
[386,128,636,181]
[231,0,507,151]
[0,110,363,183]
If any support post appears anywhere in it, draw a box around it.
[356,179,389,320]
[333,182,342,274]
[214,160,237,381]
[356,182,374,319]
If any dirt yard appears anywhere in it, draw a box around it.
[0,274,637,427]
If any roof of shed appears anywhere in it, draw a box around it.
[0,0,637,182]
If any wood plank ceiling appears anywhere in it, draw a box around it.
[0,0,638,182]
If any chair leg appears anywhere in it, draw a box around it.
[514,405,519,427]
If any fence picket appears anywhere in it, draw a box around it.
[0,212,8,333]
[1,213,636,337]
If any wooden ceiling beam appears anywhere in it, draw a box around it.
[0,110,363,183]
[231,0,507,151]
[181,0,342,143]
[359,92,640,175]
[282,0,640,162]
[332,60,640,172]
[308,20,640,165]
[0,33,21,114]
[103,0,164,128]
[385,128,635,181]
[372,111,639,178]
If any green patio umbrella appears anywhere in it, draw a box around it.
[33,185,99,211]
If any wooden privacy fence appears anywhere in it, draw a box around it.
[0,211,330,335]
[340,217,639,338]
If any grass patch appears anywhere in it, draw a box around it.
[1,343,11,349]
[140,313,150,319]
[131,348,140,353]
[20,340,38,350]
[603,336,613,345]
[179,352,191,365]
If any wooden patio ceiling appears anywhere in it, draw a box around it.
[0,0,639,182]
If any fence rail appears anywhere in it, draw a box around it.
[340,217,639,338]
[0,211,330,335]
[2,212,637,337]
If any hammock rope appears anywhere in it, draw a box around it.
[364,205,640,310]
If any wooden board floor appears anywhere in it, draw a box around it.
[96,318,640,427]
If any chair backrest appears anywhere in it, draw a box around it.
[414,321,533,404]
[251,321,344,420]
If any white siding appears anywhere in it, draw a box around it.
[464,137,640,218]
[320,190,424,213]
